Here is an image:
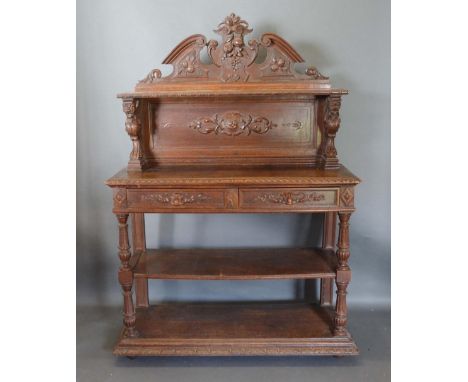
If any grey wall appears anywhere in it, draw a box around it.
[77,0,390,307]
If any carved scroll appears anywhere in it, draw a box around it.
[140,192,210,206]
[189,112,276,136]
[256,192,325,206]
[136,13,330,85]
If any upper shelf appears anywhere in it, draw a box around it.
[119,13,346,98]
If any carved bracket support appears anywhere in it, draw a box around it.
[321,94,342,170]
[122,98,144,170]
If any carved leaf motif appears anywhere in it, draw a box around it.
[141,192,209,206]
[188,112,276,136]
[256,192,325,205]
[136,13,330,84]
[306,66,329,80]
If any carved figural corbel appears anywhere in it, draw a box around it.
[321,94,342,169]
[122,98,142,167]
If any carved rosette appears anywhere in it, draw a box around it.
[189,112,276,136]
[122,99,142,162]
[113,189,127,208]
[340,187,354,208]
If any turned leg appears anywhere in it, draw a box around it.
[320,212,336,306]
[334,212,352,336]
[116,213,138,337]
[131,213,149,308]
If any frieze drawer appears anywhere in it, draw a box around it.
[239,188,339,210]
[126,189,237,210]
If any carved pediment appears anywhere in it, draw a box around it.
[136,13,329,86]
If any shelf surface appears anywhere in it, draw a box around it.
[114,302,358,356]
[134,248,337,280]
[106,165,360,188]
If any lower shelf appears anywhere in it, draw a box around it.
[114,302,358,356]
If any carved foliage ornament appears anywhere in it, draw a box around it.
[138,13,329,84]
[189,112,275,136]
[256,192,325,206]
[141,192,209,206]
[188,112,304,137]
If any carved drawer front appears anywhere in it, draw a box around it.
[127,189,236,210]
[239,188,339,210]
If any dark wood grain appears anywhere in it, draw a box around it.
[134,248,337,280]
[115,13,346,171]
[113,302,358,356]
[107,13,360,358]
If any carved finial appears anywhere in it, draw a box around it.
[214,13,252,36]
[209,13,257,82]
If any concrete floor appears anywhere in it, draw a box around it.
[77,305,390,382]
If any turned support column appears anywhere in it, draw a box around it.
[334,212,352,336]
[320,212,336,306]
[132,213,149,308]
[116,213,138,337]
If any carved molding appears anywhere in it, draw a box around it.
[256,191,325,206]
[115,345,358,356]
[140,192,210,206]
[135,13,330,85]
[107,177,359,186]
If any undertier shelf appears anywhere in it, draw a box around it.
[133,248,338,280]
[114,302,358,356]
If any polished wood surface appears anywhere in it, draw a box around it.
[107,165,360,187]
[113,302,358,356]
[107,13,360,357]
[117,13,346,170]
[134,248,337,280]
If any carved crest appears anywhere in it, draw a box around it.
[137,13,329,85]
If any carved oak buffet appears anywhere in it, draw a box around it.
[106,13,360,357]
